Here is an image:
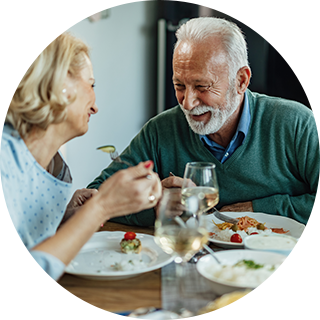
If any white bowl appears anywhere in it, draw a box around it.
[244,234,297,256]
[196,249,286,295]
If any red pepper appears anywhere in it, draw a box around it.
[124,232,136,240]
[230,234,242,243]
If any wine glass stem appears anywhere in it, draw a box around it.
[175,260,187,311]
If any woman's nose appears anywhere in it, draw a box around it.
[91,103,98,114]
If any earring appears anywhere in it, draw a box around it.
[62,88,67,93]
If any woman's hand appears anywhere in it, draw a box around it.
[92,160,161,220]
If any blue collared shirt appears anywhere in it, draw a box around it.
[200,91,251,163]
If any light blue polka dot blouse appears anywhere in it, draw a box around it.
[1,124,73,280]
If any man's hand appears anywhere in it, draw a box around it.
[61,188,98,224]
[220,201,253,212]
[153,175,185,217]
[161,175,184,189]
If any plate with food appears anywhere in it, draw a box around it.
[196,249,286,295]
[65,231,174,280]
[206,211,305,248]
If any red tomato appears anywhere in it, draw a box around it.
[250,232,259,235]
[230,234,242,243]
[124,232,136,240]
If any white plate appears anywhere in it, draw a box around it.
[206,212,305,249]
[65,231,174,280]
[196,250,308,295]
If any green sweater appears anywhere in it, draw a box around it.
[88,90,319,226]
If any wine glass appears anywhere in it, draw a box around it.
[181,162,219,261]
[181,162,219,219]
[154,188,208,317]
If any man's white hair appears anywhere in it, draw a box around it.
[174,17,249,80]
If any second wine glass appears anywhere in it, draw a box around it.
[154,188,208,316]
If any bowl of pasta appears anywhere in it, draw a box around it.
[196,249,308,295]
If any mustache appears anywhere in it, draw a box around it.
[179,104,215,115]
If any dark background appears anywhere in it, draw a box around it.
[159,0,313,109]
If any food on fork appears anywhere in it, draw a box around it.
[120,232,142,254]
[97,145,116,153]
[211,216,289,243]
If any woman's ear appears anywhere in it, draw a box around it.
[62,72,77,101]
[236,66,251,94]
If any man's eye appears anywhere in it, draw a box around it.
[174,84,184,89]
[92,83,96,88]
[197,85,209,91]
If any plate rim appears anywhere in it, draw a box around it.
[65,231,174,277]
[207,211,305,248]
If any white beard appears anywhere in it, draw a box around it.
[180,85,241,135]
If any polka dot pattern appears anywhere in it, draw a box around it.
[0,122,71,316]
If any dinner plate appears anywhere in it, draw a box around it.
[65,231,174,280]
[205,212,305,249]
[196,250,308,295]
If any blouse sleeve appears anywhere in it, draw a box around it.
[0,168,65,316]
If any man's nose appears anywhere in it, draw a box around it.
[182,88,200,111]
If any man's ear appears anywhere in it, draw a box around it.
[236,66,251,94]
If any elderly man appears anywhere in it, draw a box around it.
[89,17,319,226]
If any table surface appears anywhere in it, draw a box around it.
[58,222,162,313]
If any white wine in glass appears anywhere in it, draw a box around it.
[181,162,219,217]
[154,188,208,315]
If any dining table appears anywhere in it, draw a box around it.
[57,221,221,315]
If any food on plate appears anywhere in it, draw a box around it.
[112,258,147,271]
[230,234,243,243]
[206,258,281,287]
[120,232,142,254]
[210,216,289,243]
[199,289,320,320]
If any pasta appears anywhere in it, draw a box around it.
[200,289,320,320]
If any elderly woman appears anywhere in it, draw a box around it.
[1,32,161,280]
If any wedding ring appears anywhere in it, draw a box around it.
[146,174,152,180]
[148,194,156,202]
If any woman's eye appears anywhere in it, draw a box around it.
[92,83,96,88]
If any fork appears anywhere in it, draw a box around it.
[208,207,239,224]
[109,150,133,167]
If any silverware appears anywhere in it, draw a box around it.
[174,216,221,264]
[97,145,133,167]
[208,207,239,224]
[109,150,133,167]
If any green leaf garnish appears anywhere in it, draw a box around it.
[234,259,264,269]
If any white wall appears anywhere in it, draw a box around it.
[0,0,16,39]
[18,0,64,28]
[64,1,158,194]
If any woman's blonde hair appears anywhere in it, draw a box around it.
[6,32,90,138]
